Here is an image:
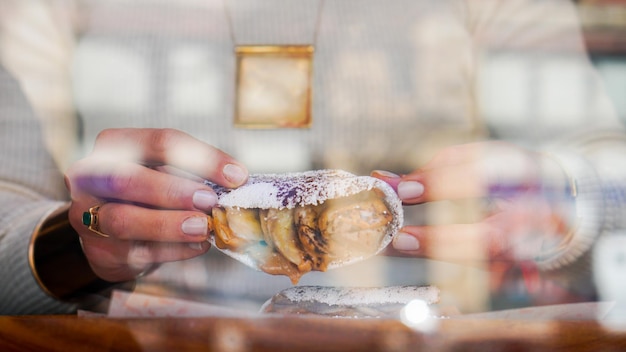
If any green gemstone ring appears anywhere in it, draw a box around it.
[82,205,109,238]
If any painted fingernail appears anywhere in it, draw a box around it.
[189,242,204,250]
[393,232,420,251]
[193,190,217,210]
[372,170,400,178]
[397,181,424,200]
[223,164,248,186]
[182,216,208,237]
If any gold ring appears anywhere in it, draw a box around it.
[82,205,109,238]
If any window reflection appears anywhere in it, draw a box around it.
[0,0,625,324]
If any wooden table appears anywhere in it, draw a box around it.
[1,315,625,351]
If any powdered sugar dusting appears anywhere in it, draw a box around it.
[277,285,440,306]
[208,170,393,209]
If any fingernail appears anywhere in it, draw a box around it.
[193,190,217,210]
[372,170,400,178]
[393,232,420,251]
[397,181,424,200]
[182,216,208,236]
[223,164,248,186]
[189,242,204,250]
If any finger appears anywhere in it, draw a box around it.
[372,163,483,204]
[401,143,539,203]
[407,163,484,203]
[371,144,489,204]
[420,142,489,170]
[80,237,210,282]
[151,164,205,182]
[404,143,487,203]
[70,160,217,211]
[371,170,427,205]
[389,224,505,262]
[95,203,212,242]
[125,240,210,267]
[92,128,248,187]
[370,170,402,190]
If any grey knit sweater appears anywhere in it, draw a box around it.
[0,65,76,314]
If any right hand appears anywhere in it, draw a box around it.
[65,128,249,282]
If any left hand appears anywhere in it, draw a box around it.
[372,141,575,264]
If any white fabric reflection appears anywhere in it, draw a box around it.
[594,233,626,325]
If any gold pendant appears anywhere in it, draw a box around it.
[234,45,313,129]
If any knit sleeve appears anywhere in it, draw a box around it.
[0,64,77,314]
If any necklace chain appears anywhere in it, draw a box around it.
[223,0,326,46]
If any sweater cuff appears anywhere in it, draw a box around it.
[534,151,604,271]
[28,203,132,306]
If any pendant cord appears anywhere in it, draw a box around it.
[312,0,325,46]
[223,0,237,45]
[223,0,325,46]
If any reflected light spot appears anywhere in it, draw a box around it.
[400,299,439,333]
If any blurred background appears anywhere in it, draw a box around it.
[578,0,626,123]
[570,0,626,322]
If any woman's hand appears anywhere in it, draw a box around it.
[373,141,575,264]
[65,128,249,282]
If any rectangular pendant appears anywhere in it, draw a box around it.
[234,45,314,129]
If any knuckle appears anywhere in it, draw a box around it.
[64,162,79,179]
[64,157,96,184]
[148,128,180,153]
[164,181,185,203]
[94,128,121,146]
[103,170,133,194]
[106,206,128,238]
